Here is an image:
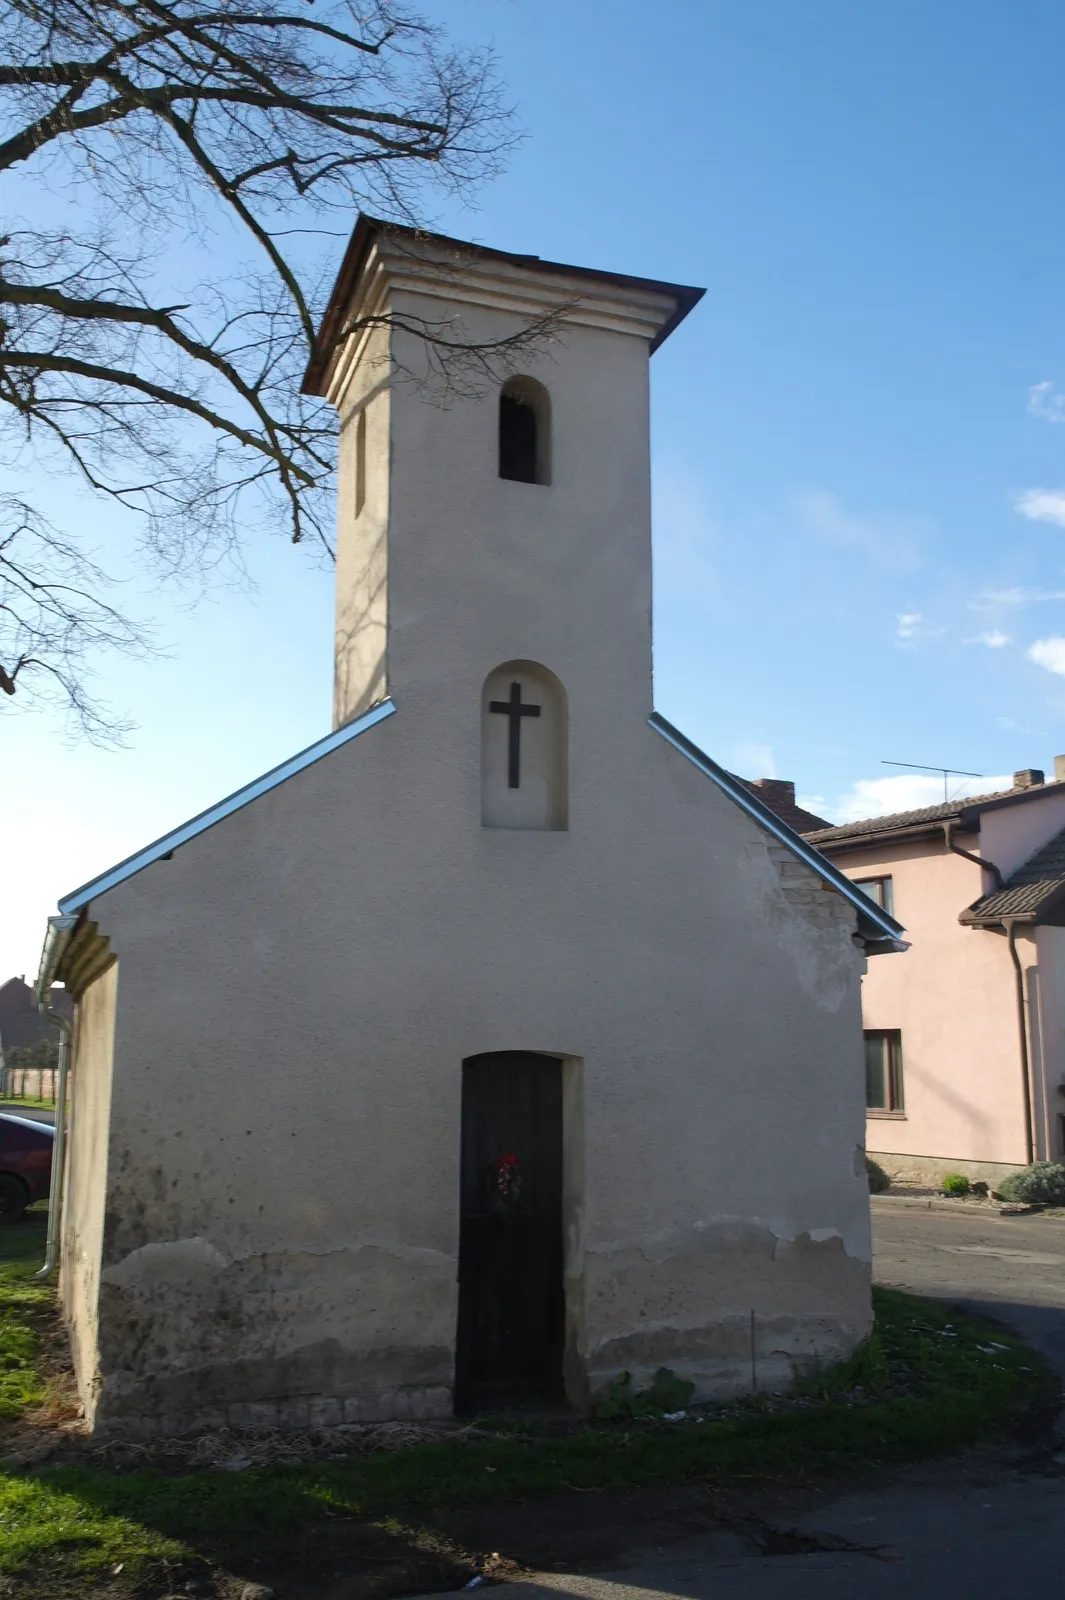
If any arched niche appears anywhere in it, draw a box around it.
[482,660,567,830]
[498,377,551,485]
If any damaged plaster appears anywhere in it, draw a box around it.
[102,1236,229,1289]
[737,834,859,1013]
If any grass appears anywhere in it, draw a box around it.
[0,1100,55,1112]
[0,1215,1057,1597]
[0,1215,53,1425]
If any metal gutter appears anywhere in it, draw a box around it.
[810,819,981,855]
[649,713,907,953]
[58,699,396,915]
[35,912,79,998]
[943,820,1005,890]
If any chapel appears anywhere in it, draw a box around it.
[38,219,902,1437]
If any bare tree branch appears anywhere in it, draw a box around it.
[0,494,150,741]
[0,1,565,737]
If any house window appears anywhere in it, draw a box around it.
[854,876,894,916]
[865,1030,904,1113]
[499,377,550,484]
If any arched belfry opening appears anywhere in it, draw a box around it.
[482,661,567,830]
[498,377,550,485]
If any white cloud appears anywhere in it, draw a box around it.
[827,772,1013,825]
[970,585,1065,608]
[733,741,775,779]
[896,611,922,641]
[966,628,1010,648]
[1015,488,1065,527]
[1028,635,1065,676]
[795,490,924,574]
[1027,381,1065,423]
[995,715,1048,735]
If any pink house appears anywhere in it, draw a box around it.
[799,766,1065,1186]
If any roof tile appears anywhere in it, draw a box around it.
[965,822,1065,921]
[805,785,1030,845]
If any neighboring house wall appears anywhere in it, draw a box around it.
[839,839,1034,1180]
[61,962,118,1425]
[0,978,72,1060]
[979,789,1065,881]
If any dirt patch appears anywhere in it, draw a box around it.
[214,1434,1065,1600]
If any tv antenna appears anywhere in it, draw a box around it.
[881,759,983,803]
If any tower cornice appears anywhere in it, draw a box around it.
[303,216,704,403]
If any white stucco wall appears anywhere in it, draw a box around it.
[333,319,392,727]
[67,247,874,1436]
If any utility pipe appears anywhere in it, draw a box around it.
[942,821,1004,889]
[1006,919,1036,1168]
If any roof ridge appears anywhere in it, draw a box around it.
[805,782,1045,842]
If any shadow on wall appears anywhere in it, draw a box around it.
[334,525,387,725]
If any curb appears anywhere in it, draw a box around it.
[870,1193,1045,1217]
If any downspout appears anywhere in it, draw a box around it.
[944,823,1035,1163]
[943,820,1004,890]
[1005,919,1036,1167]
[33,914,79,1282]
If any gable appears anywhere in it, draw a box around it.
[650,714,906,954]
[57,700,395,918]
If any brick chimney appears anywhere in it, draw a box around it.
[746,779,796,807]
[1013,768,1045,790]
[1055,755,1065,783]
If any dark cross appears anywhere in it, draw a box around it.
[489,680,541,788]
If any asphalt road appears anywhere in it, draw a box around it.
[871,1197,1065,1385]
[445,1202,1065,1600]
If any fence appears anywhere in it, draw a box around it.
[0,1064,58,1104]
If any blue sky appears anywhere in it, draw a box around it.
[7,0,1065,973]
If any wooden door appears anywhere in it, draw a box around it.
[454,1052,565,1413]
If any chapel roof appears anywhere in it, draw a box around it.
[302,215,706,394]
[652,716,905,954]
[35,696,905,1003]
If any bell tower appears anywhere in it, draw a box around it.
[303,219,703,740]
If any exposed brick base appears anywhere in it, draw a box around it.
[94,1384,454,1441]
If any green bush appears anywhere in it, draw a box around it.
[942,1173,971,1196]
[865,1156,890,1194]
[997,1161,1065,1206]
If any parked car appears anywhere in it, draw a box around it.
[0,1113,54,1222]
